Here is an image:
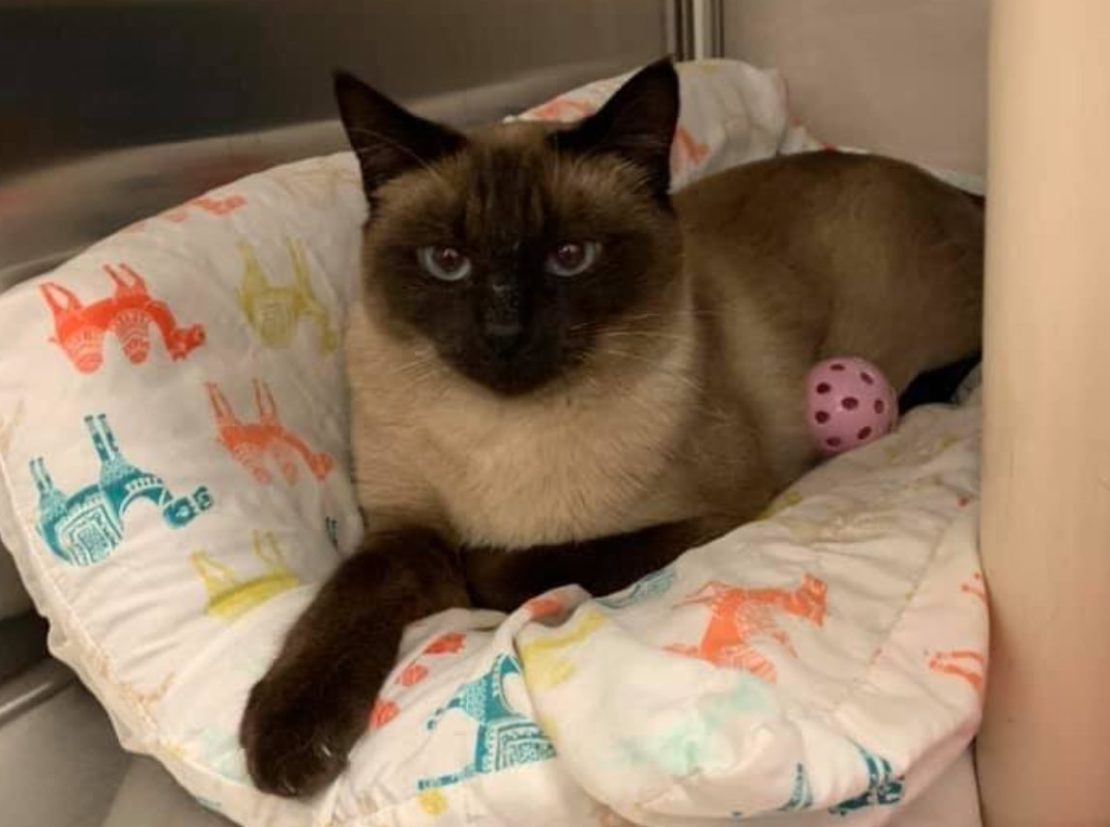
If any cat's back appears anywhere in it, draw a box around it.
[672,151,984,482]
[674,151,982,272]
[676,150,982,371]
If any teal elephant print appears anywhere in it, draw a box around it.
[598,566,676,610]
[416,653,556,791]
[31,414,213,565]
[829,747,904,815]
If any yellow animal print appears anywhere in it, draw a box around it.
[191,530,300,620]
[519,608,606,691]
[417,789,449,816]
[237,239,338,354]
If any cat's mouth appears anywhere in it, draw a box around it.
[442,332,581,397]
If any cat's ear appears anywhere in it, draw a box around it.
[552,58,680,202]
[333,70,466,201]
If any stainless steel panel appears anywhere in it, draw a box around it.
[720,0,987,175]
[0,0,670,286]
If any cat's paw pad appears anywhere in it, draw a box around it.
[240,670,363,797]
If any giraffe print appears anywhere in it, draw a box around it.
[927,571,988,693]
[40,264,205,373]
[928,650,986,694]
[961,571,987,605]
[519,608,606,691]
[205,379,333,484]
[236,239,338,354]
[666,575,827,681]
[161,194,246,223]
[190,530,300,621]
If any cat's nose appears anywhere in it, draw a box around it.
[482,276,525,351]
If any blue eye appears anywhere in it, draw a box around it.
[417,245,472,281]
[545,241,600,277]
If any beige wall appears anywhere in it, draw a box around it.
[721,0,988,175]
[977,3,1110,824]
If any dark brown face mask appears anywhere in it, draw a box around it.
[334,59,682,396]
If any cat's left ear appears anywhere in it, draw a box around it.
[552,58,680,202]
[334,70,466,203]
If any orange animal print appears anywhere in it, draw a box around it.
[667,575,827,682]
[928,650,985,694]
[961,571,987,606]
[205,380,333,484]
[526,96,594,122]
[369,632,469,731]
[161,194,246,223]
[369,698,399,730]
[424,632,466,655]
[41,264,205,373]
[672,125,710,170]
[523,594,565,621]
[397,661,428,688]
[928,571,988,693]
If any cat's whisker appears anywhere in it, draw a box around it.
[599,348,706,395]
[602,330,697,344]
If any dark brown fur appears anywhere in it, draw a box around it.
[241,60,983,796]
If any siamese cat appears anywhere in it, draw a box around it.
[240,59,983,796]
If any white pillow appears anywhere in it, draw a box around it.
[0,61,984,827]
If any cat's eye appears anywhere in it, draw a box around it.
[417,245,472,282]
[545,241,600,277]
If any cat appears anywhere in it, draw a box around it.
[239,58,983,796]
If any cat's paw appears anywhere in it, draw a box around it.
[240,663,369,797]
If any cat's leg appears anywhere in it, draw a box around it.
[463,516,736,613]
[240,527,468,797]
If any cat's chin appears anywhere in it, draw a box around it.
[452,362,563,398]
[441,349,581,399]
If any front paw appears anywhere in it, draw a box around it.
[240,662,371,798]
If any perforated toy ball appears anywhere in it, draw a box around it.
[806,357,898,456]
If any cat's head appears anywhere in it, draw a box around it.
[336,59,685,396]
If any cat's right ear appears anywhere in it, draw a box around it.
[333,71,466,202]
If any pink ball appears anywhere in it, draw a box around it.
[806,357,898,456]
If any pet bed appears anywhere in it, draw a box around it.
[0,60,986,826]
